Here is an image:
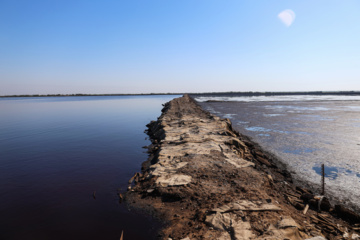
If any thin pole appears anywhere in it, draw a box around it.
[321,164,325,195]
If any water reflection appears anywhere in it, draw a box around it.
[0,95,180,240]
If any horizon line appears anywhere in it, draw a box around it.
[2,90,360,98]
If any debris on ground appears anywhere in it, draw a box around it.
[125,95,360,240]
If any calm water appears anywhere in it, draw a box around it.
[197,96,360,211]
[0,95,180,240]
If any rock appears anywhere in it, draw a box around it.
[278,217,299,229]
[218,232,231,240]
[309,199,317,208]
[294,202,305,210]
[232,221,255,240]
[212,200,282,212]
[150,162,188,176]
[301,193,315,202]
[257,156,272,167]
[296,186,312,194]
[156,174,192,187]
[205,212,232,230]
[205,212,255,240]
[335,205,360,223]
[352,233,360,239]
[263,223,304,240]
[319,197,331,212]
[222,154,255,169]
[305,237,326,240]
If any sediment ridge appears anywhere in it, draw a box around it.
[125,95,360,240]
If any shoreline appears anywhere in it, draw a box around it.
[125,95,360,239]
[2,91,360,98]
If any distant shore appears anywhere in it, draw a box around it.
[0,93,180,98]
[2,91,360,98]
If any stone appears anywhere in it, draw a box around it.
[335,205,360,223]
[305,237,326,240]
[212,200,282,213]
[278,217,299,229]
[205,212,255,240]
[156,174,192,187]
[233,221,255,240]
[205,212,232,230]
[352,233,360,240]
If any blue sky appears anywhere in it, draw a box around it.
[1,0,359,95]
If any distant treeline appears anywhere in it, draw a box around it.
[0,93,181,98]
[2,91,360,98]
[189,91,360,97]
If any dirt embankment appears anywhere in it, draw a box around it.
[125,95,360,240]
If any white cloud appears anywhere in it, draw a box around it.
[278,9,296,27]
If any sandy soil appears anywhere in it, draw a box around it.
[125,95,360,240]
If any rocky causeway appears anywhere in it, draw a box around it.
[125,95,360,240]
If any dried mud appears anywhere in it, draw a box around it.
[125,95,360,240]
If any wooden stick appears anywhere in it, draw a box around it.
[303,204,309,215]
[321,164,325,195]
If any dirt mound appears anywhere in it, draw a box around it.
[125,95,360,240]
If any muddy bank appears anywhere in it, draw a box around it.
[125,95,360,240]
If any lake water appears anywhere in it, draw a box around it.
[0,95,180,240]
[197,95,360,211]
